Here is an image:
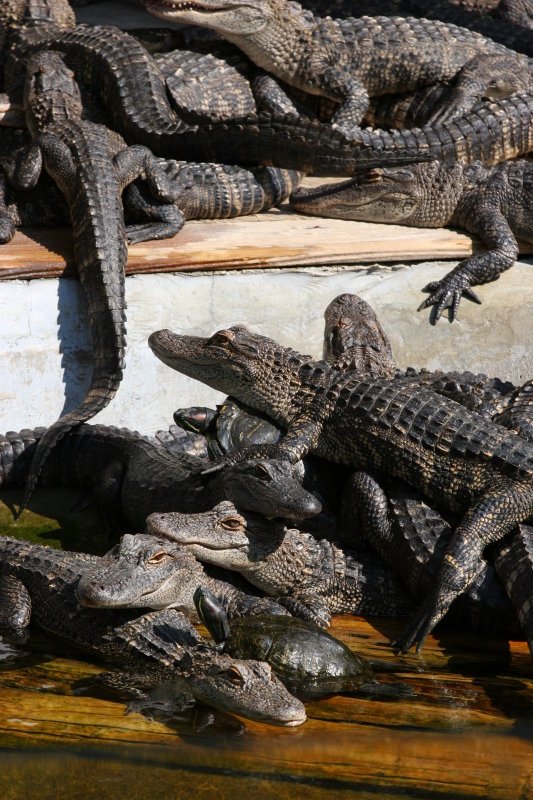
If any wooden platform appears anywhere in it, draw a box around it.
[3,200,533,281]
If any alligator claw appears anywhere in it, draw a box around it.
[392,596,436,653]
[418,275,481,322]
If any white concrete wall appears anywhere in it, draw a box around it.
[2,260,533,435]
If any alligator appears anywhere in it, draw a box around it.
[4,50,185,518]
[343,473,522,632]
[6,17,533,174]
[147,501,415,627]
[298,1,533,51]
[0,151,302,245]
[147,499,529,638]
[291,159,533,322]
[146,0,532,135]
[323,294,524,425]
[124,160,303,240]
[76,531,290,619]
[172,294,518,460]
[148,324,533,652]
[445,0,533,27]
[0,535,306,725]
[0,424,321,528]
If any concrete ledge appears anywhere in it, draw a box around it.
[2,260,533,434]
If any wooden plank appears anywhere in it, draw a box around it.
[1,618,533,799]
[2,206,531,281]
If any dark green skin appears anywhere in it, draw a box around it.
[216,614,372,696]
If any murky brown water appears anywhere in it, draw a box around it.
[1,490,533,799]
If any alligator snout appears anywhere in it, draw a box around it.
[76,576,111,607]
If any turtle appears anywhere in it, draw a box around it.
[173,398,282,460]
[194,586,413,699]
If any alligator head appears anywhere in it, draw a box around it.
[291,166,431,223]
[214,456,320,519]
[24,50,83,135]
[149,325,323,425]
[77,534,205,613]
[189,652,306,725]
[146,500,285,570]
[323,293,396,377]
[144,0,280,37]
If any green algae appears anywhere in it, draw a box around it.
[0,488,111,555]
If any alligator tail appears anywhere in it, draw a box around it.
[15,365,123,518]
[15,140,128,518]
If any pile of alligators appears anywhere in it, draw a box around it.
[4,0,533,726]
[4,292,533,725]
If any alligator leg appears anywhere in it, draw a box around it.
[493,524,533,658]
[418,208,518,321]
[277,594,332,628]
[0,174,15,243]
[494,380,533,440]
[325,73,370,138]
[251,73,303,116]
[123,181,185,244]
[427,53,531,125]
[0,574,31,637]
[395,478,533,653]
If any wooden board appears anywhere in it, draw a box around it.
[3,203,533,282]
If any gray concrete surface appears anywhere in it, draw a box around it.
[2,259,532,435]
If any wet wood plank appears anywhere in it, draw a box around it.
[1,618,533,799]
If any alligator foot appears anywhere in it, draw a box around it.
[392,594,440,653]
[418,274,481,322]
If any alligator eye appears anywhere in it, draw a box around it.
[224,665,245,686]
[220,516,244,530]
[209,330,234,348]
[148,550,172,564]
[253,463,270,480]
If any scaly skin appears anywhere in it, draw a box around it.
[0,156,302,244]
[345,473,520,635]
[493,524,533,658]
[0,536,305,725]
[76,532,290,619]
[148,324,533,652]
[124,160,303,242]
[291,160,533,322]
[447,0,533,27]
[12,24,533,173]
[146,0,531,134]
[7,51,181,517]
[0,425,321,527]
[146,501,415,627]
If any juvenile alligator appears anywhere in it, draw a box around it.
[0,154,302,243]
[148,324,533,653]
[11,20,533,173]
[147,0,532,134]
[0,535,306,725]
[6,50,182,517]
[147,501,415,627]
[291,160,533,322]
[147,499,529,639]
[76,532,290,619]
[0,424,321,528]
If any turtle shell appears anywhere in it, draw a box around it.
[216,398,283,453]
[225,614,372,696]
